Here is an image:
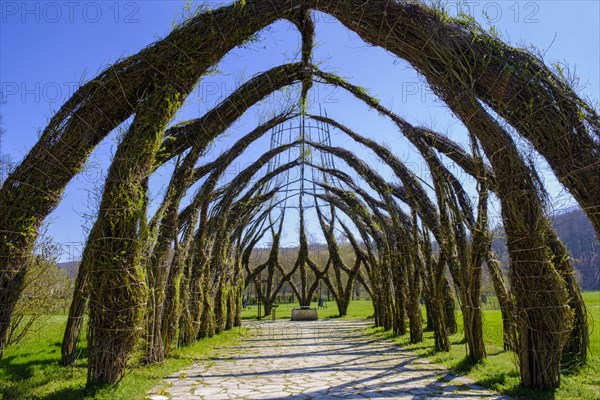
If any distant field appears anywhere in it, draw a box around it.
[241,299,374,320]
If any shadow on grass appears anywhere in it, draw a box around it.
[0,370,86,400]
[0,342,89,400]
[42,386,89,400]
[502,383,557,400]
[0,386,26,400]
[450,356,480,374]
[472,369,557,400]
[454,337,467,345]
[560,357,590,376]
[0,355,57,380]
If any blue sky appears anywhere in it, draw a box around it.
[1,1,598,261]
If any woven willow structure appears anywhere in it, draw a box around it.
[1,0,597,391]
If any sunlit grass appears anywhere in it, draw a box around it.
[240,298,374,320]
[369,290,600,400]
[0,317,243,400]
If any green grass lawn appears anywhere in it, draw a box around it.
[1,293,598,399]
[0,317,243,400]
[370,290,600,400]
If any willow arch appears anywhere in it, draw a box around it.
[1,0,597,392]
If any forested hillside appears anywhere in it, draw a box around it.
[492,208,599,290]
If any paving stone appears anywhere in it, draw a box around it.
[147,320,508,399]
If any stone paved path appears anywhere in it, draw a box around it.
[146,319,509,400]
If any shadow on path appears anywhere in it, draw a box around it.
[147,319,510,400]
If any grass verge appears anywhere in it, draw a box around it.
[368,290,600,400]
[0,316,243,400]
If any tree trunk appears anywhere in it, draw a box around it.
[485,252,517,351]
[143,251,172,363]
[198,290,215,339]
[225,286,236,330]
[177,261,195,347]
[391,261,407,335]
[424,296,434,331]
[548,234,589,365]
[214,281,228,334]
[234,282,243,327]
[161,259,185,353]
[336,297,349,316]
[0,264,28,359]
[60,264,88,366]
[463,291,486,362]
[407,290,423,344]
[443,278,457,335]
[431,293,451,352]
